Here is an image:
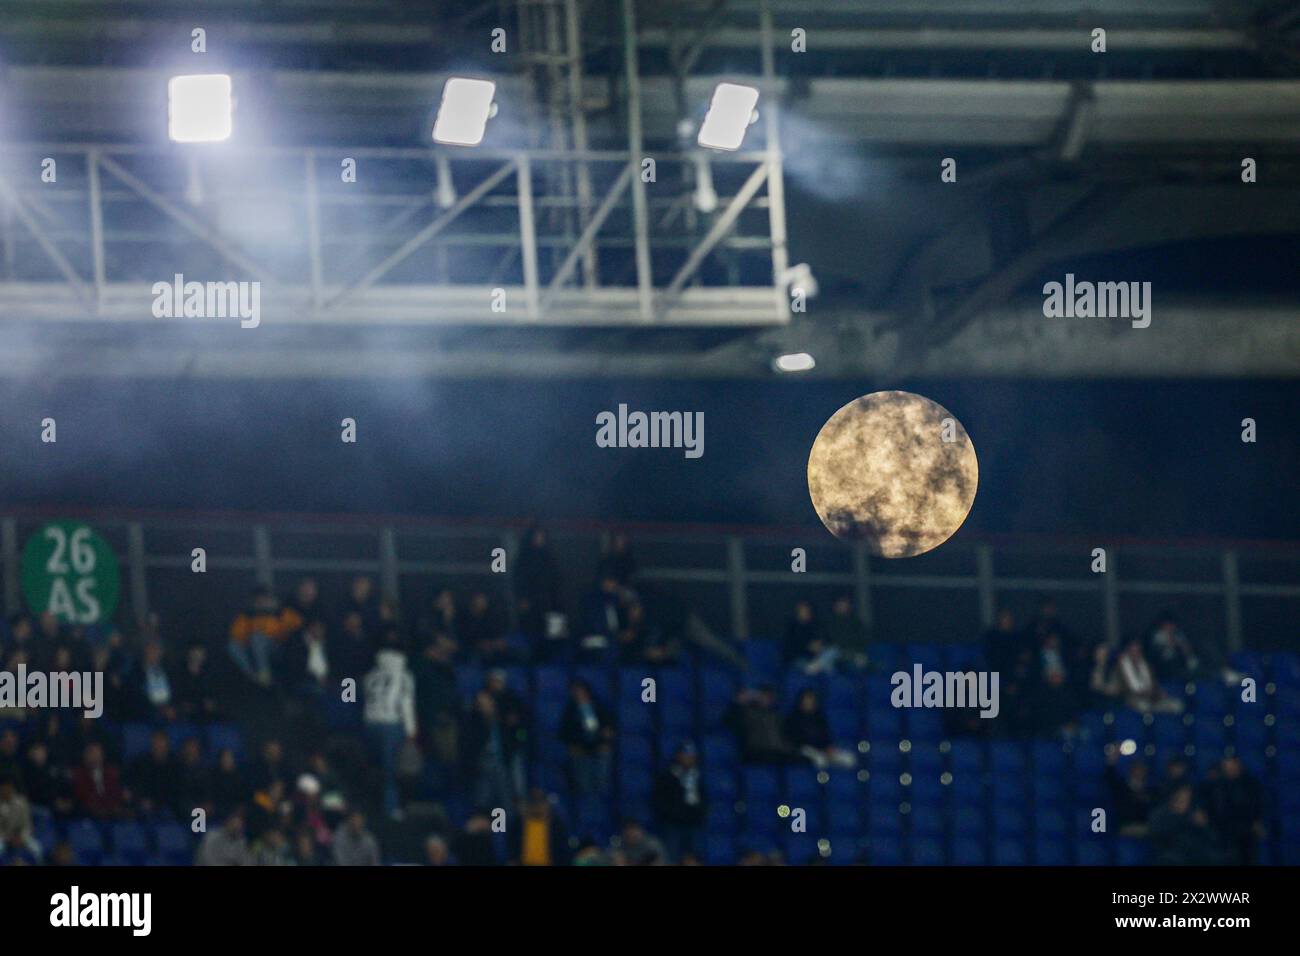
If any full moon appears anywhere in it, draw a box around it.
[807,390,978,557]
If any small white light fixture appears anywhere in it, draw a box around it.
[692,154,718,213]
[698,83,759,151]
[773,352,816,373]
[433,77,497,146]
[168,74,233,143]
[1119,739,1138,756]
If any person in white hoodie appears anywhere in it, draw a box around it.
[363,643,417,821]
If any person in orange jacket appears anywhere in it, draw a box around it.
[228,587,303,687]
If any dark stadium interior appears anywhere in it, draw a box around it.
[0,0,1296,880]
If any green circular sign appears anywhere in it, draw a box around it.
[21,522,121,626]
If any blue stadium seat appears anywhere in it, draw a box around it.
[868,835,904,865]
[704,764,738,804]
[990,741,1026,774]
[154,822,192,865]
[906,709,944,742]
[786,766,821,806]
[122,723,154,761]
[701,669,737,724]
[67,819,105,866]
[912,837,945,865]
[952,837,986,865]
[743,767,780,807]
[206,723,244,760]
[1035,838,1067,865]
[110,821,149,865]
[743,640,781,679]
[701,734,737,770]
[705,834,735,865]
[993,839,1027,865]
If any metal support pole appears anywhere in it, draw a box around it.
[853,542,873,630]
[727,536,749,640]
[1222,550,1243,654]
[380,527,400,605]
[976,544,995,628]
[564,0,598,288]
[621,0,654,321]
[2,518,20,616]
[87,150,106,312]
[305,150,324,311]
[1102,547,1120,646]
[253,525,274,591]
[517,155,541,319]
[759,0,791,320]
[127,522,150,632]
[502,529,520,632]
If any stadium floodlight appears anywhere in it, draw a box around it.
[697,83,759,151]
[168,74,233,143]
[433,77,497,146]
[773,352,816,373]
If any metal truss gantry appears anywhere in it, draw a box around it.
[0,0,792,329]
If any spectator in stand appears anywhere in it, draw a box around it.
[515,524,563,651]
[1144,611,1200,683]
[485,670,528,793]
[1030,631,1077,735]
[282,617,333,701]
[783,601,837,675]
[1088,642,1122,705]
[126,730,178,820]
[22,740,72,818]
[0,772,40,863]
[452,810,501,866]
[785,689,856,770]
[333,808,381,866]
[513,788,570,866]
[617,601,678,666]
[228,587,302,687]
[826,594,871,670]
[725,686,798,764]
[362,641,417,820]
[616,818,667,865]
[197,807,251,866]
[414,634,460,784]
[334,611,376,685]
[72,742,125,820]
[424,834,453,866]
[1147,783,1230,865]
[130,639,177,722]
[249,738,290,794]
[210,747,246,821]
[0,730,21,784]
[559,678,615,796]
[294,827,326,866]
[1157,755,1194,803]
[653,742,706,862]
[247,777,290,841]
[462,591,510,664]
[1200,755,1266,865]
[1115,638,1183,714]
[982,608,1021,676]
[580,573,628,660]
[1105,750,1156,835]
[426,589,458,644]
[285,577,322,626]
[1,615,36,669]
[173,643,220,723]
[251,826,295,866]
[342,575,382,639]
[175,736,213,820]
[597,533,637,588]
[462,689,520,811]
